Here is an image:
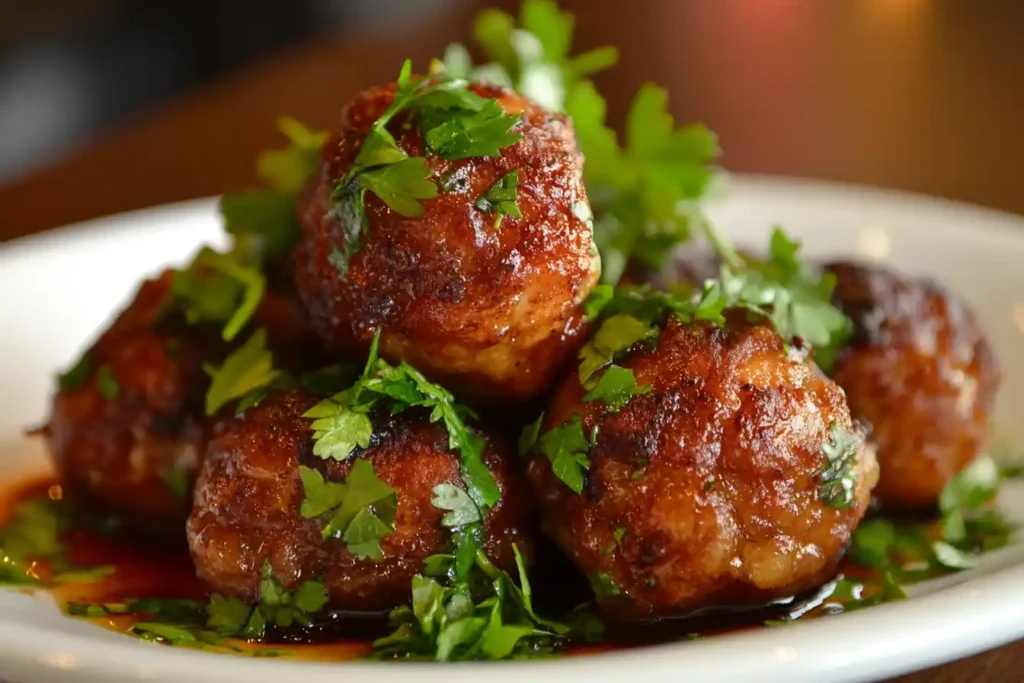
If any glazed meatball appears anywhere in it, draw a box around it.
[44,271,222,530]
[187,389,533,611]
[44,269,323,530]
[294,81,600,401]
[825,261,1000,509]
[526,315,878,620]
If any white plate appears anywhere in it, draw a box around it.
[1,175,1023,683]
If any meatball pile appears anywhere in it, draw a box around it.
[42,69,997,630]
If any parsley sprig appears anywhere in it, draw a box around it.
[818,422,859,509]
[331,60,522,273]
[304,333,500,511]
[851,456,1017,581]
[173,247,266,343]
[476,170,522,229]
[299,460,397,561]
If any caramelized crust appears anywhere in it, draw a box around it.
[293,82,600,402]
[187,389,533,611]
[44,268,324,530]
[526,316,877,620]
[826,261,1000,509]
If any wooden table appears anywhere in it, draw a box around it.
[0,1,1021,680]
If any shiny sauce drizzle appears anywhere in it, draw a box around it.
[0,474,900,660]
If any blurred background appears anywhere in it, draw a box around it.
[2,0,1024,240]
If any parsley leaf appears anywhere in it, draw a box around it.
[222,117,327,260]
[475,170,522,229]
[431,484,482,528]
[583,365,650,412]
[96,365,119,400]
[577,314,653,387]
[304,332,500,511]
[203,329,279,416]
[173,247,266,342]
[57,352,93,392]
[590,571,621,598]
[162,468,191,500]
[818,421,859,509]
[423,100,521,160]
[535,415,593,493]
[298,460,397,561]
[357,156,438,217]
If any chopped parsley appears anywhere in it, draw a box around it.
[577,314,653,387]
[438,0,618,112]
[304,332,500,511]
[331,60,522,272]
[96,365,119,400]
[818,422,859,509]
[56,352,93,392]
[203,328,279,416]
[298,460,397,561]
[0,497,111,587]
[162,467,191,500]
[583,365,650,412]
[173,247,266,342]
[590,571,621,598]
[850,456,1017,583]
[533,415,594,494]
[475,170,522,229]
[222,117,327,260]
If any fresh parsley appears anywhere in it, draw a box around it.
[577,314,654,387]
[298,460,397,561]
[534,415,594,494]
[222,117,327,260]
[475,170,522,229]
[583,365,650,412]
[818,422,859,509]
[203,328,279,416]
[330,60,521,273]
[173,247,266,342]
[96,365,119,400]
[162,467,192,500]
[56,352,93,392]
[304,332,500,511]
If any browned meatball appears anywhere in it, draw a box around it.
[526,315,878,620]
[187,389,533,611]
[43,269,323,531]
[44,271,222,530]
[293,81,600,402]
[825,261,1000,509]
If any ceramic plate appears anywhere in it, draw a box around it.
[1,175,1023,683]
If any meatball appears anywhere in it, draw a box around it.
[825,261,1000,509]
[525,315,878,620]
[187,389,533,611]
[43,269,323,530]
[294,81,600,401]
[44,271,222,530]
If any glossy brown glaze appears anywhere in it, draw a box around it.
[526,315,878,620]
[187,389,533,611]
[826,261,1000,509]
[43,270,325,532]
[43,272,221,531]
[293,81,600,402]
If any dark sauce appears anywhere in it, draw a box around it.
[0,474,876,661]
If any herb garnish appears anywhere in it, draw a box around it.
[203,329,279,416]
[330,61,522,273]
[304,332,499,511]
[475,170,522,229]
[533,415,594,494]
[818,422,859,509]
[96,365,120,400]
[173,247,266,343]
[56,352,93,392]
[583,365,650,412]
[221,117,327,261]
[299,460,397,561]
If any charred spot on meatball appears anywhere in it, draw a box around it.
[825,261,1000,510]
[525,315,878,620]
[187,389,533,611]
[293,80,600,402]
